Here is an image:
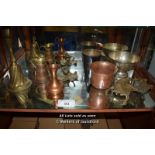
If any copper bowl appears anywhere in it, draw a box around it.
[90,61,116,89]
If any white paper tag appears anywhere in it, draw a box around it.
[57,100,76,108]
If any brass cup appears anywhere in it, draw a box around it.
[108,51,140,80]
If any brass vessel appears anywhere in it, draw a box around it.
[46,64,64,102]
[56,38,65,62]
[8,48,32,107]
[102,43,128,56]
[28,37,46,84]
[81,41,103,50]
[90,61,116,89]
[108,51,140,80]
[88,86,109,109]
[109,77,152,106]
[42,43,54,65]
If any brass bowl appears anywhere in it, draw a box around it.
[83,49,102,57]
[102,43,128,56]
[108,51,140,80]
[81,41,103,49]
[108,51,140,64]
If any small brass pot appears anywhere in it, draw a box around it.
[90,61,116,89]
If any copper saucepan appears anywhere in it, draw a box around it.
[90,61,116,89]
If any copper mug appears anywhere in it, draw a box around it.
[90,61,116,89]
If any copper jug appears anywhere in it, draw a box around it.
[88,86,109,109]
[46,64,64,101]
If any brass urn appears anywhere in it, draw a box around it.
[46,64,64,102]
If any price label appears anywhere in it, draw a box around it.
[57,100,76,108]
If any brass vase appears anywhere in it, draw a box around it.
[46,64,64,102]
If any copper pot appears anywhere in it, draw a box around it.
[35,64,49,84]
[90,61,116,89]
[88,86,109,109]
[46,64,64,101]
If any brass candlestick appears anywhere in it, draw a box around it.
[8,48,32,108]
[56,38,66,63]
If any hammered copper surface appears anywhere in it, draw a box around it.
[90,61,116,89]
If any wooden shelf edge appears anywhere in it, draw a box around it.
[0,108,153,113]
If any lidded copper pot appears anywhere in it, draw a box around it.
[90,61,116,89]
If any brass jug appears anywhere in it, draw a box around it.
[8,48,32,107]
[46,64,64,102]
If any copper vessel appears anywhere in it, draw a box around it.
[35,62,49,99]
[35,63,49,85]
[90,61,116,89]
[46,64,64,101]
[88,86,109,109]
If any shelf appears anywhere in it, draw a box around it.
[0,49,155,113]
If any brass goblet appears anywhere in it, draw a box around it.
[108,51,140,81]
